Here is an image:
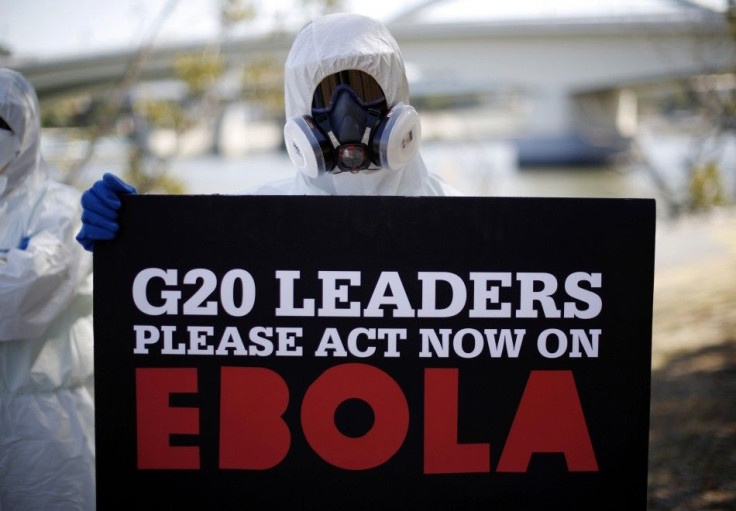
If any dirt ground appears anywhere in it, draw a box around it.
[648,208,736,510]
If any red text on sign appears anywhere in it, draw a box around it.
[135,365,597,473]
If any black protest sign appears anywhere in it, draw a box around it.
[94,195,655,510]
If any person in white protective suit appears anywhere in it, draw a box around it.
[256,12,461,197]
[0,68,96,510]
[76,13,459,250]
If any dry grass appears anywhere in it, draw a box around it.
[648,210,736,510]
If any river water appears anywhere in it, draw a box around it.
[158,140,732,224]
[164,140,651,198]
[53,130,736,223]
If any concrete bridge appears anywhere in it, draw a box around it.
[3,1,733,165]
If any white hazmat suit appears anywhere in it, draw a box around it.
[252,13,460,197]
[0,68,96,510]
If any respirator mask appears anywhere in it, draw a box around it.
[0,118,20,175]
[284,70,421,178]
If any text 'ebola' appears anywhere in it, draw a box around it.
[137,366,598,474]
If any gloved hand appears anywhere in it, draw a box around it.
[76,173,137,252]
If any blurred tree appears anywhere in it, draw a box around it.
[44,0,343,193]
[135,100,190,132]
[54,0,182,192]
[41,96,93,128]
[241,56,285,116]
[220,0,256,28]
[173,54,226,97]
[689,160,727,210]
[303,0,343,13]
[678,5,736,213]
[635,8,736,217]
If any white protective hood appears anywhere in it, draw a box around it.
[252,13,460,197]
[0,68,95,510]
[0,67,43,199]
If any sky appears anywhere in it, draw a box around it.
[0,0,423,60]
[0,0,728,61]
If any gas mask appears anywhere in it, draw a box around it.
[284,70,421,178]
[0,127,21,175]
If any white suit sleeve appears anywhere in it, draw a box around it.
[0,188,89,341]
[0,235,78,341]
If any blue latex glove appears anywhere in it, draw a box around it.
[0,236,30,257]
[76,173,137,252]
